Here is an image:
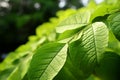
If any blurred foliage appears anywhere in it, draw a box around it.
[0,0,120,79]
[0,0,83,61]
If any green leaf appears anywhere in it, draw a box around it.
[55,22,109,80]
[56,11,91,33]
[69,22,108,76]
[107,12,120,41]
[28,42,68,80]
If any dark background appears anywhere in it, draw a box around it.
[0,0,84,62]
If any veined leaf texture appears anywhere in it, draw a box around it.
[0,0,120,80]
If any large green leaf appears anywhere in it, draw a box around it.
[56,11,90,33]
[28,42,68,80]
[54,22,108,80]
[107,12,120,41]
[69,22,108,76]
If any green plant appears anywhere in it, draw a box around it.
[0,0,120,80]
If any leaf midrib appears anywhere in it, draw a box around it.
[39,44,66,80]
[91,25,98,63]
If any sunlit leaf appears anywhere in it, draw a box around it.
[28,42,68,80]
[69,22,108,76]
[56,11,90,33]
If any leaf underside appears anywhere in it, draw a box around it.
[28,42,68,80]
[69,22,108,76]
